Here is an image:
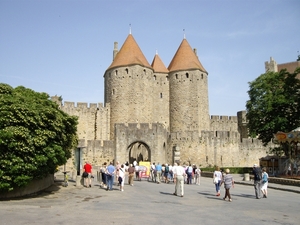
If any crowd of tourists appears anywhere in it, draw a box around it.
[82,161,269,201]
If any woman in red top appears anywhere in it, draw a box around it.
[83,161,92,188]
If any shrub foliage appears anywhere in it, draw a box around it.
[0,84,78,192]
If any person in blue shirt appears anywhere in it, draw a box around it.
[106,162,115,191]
[155,162,162,184]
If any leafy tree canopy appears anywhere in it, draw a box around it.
[0,84,78,192]
[246,68,300,151]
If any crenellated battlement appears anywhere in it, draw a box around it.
[210,115,238,122]
[62,101,104,109]
[210,115,238,133]
[116,123,166,131]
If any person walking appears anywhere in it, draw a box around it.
[186,163,193,184]
[106,162,115,191]
[83,161,92,188]
[261,167,269,198]
[195,166,201,185]
[168,164,173,183]
[118,164,125,191]
[100,162,107,189]
[135,163,140,181]
[115,161,121,186]
[213,166,222,196]
[155,162,162,184]
[151,162,156,182]
[221,168,234,202]
[253,164,262,199]
[127,164,135,186]
[173,161,185,197]
[164,164,170,183]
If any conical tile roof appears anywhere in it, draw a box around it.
[107,34,152,70]
[151,53,169,73]
[168,39,207,73]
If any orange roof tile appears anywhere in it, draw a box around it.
[151,53,169,73]
[107,34,152,70]
[168,39,207,73]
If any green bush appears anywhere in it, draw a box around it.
[200,166,253,174]
[0,84,78,192]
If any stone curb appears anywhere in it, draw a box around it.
[234,181,300,194]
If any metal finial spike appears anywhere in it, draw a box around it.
[129,23,132,34]
[183,29,186,39]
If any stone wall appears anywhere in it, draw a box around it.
[168,130,270,168]
[0,174,54,199]
[60,101,111,141]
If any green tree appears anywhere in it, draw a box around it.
[246,68,300,156]
[0,84,78,192]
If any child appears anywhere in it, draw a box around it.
[261,167,269,198]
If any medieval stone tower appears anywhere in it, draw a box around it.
[56,32,270,177]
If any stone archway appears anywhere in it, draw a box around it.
[128,141,151,164]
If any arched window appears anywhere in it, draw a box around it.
[154,75,156,80]
[125,68,128,74]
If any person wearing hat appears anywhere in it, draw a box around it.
[221,168,234,202]
[253,164,262,199]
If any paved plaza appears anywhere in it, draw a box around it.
[0,175,299,225]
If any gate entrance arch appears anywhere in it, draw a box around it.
[128,141,150,164]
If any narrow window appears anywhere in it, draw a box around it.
[154,75,156,80]
[175,74,178,79]
[160,93,163,98]
[115,70,118,76]
[201,74,203,79]
[186,73,189,78]
[112,89,115,95]
[125,68,128,74]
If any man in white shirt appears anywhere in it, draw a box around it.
[173,162,186,197]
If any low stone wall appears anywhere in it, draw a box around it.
[0,174,54,199]
[201,171,300,187]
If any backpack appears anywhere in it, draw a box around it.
[262,173,268,182]
[254,168,262,180]
[165,166,169,173]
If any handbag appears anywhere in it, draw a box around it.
[82,171,88,178]
[213,177,218,184]
[118,176,123,183]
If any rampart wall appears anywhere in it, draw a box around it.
[169,129,269,168]
[53,97,270,173]
[60,101,111,141]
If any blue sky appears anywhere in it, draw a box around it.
[1,0,299,116]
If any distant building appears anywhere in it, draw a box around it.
[265,56,300,78]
